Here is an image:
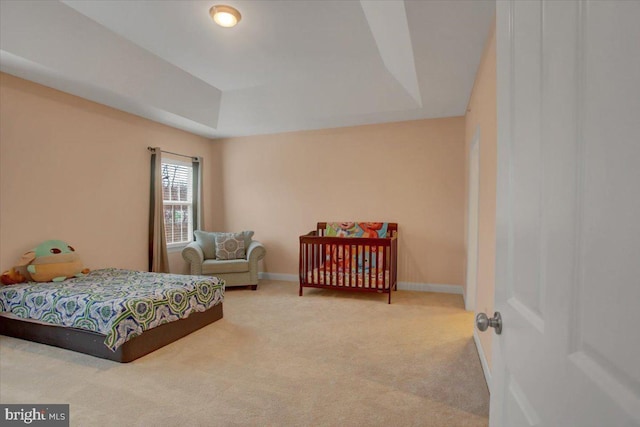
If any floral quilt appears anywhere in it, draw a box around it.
[0,268,224,351]
[324,222,389,238]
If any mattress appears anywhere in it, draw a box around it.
[0,268,224,351]
[0,311,56,326]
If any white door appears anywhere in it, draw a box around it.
[466,129,480,311]
[488,1,640,426]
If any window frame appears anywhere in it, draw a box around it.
[161,157,194,250]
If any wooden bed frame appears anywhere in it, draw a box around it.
[0,303,223,363]
[299,222,398,303]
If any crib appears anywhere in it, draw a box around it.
[299,222,398,304]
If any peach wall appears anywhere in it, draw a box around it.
[0,73,219,274]
[464,22,497,370]
[213,117,466,286]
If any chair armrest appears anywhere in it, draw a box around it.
[182,242,204,267]
[246,241,266,263]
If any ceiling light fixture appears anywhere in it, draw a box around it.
[209,5,241,28]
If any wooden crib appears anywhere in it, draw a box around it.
[299,222,398,303]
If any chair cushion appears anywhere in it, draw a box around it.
[194,230,216,259]
[242,230,254,250]
[194,230,255,260]
[202,259,250,274]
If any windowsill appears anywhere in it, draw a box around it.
[167,243,191,253]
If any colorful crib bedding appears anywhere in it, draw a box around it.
[325,222,389,238]
[323,222,389,272]
[0,268,224,351]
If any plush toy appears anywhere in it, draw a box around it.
[0,267,27,285]
[21,240,88,282]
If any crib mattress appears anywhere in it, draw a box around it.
[307,268,391,289]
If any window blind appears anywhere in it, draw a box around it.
[161,159,193,246]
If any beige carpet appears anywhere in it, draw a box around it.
[0,281,489,426]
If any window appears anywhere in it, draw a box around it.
[162,158,193,247]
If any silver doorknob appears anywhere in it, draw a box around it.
[476,312,502,335]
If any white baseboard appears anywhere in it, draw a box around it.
[259,273,463,295]
[258,272,298,282]
[397,281,463,294]
[473,328,492,392]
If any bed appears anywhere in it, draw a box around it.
[0,268,224,362]
[299,222,398,303]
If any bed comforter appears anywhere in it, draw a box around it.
[0,268,224,351]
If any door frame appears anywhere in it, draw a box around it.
[465,126,481,312]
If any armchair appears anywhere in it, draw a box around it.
[182,230,266,290]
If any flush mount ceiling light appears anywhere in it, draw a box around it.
[210,5,241,28]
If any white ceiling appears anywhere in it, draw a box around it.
[0,0,495,138]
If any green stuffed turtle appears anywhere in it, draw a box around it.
[22,240,88,282]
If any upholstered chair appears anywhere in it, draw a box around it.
[182,230,266,290]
